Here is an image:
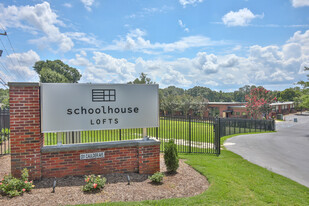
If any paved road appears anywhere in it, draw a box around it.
[224,112,309,188]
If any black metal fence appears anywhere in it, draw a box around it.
[0,108,10,156]
[44,115,220,155]
[217,118,275,138]
[1,108,275,156]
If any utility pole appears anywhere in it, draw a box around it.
[0,31,6,57]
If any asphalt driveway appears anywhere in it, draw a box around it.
[224,112,309,188]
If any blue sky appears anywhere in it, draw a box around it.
[0,0,308,91]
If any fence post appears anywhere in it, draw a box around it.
[156,127,158,140]
[213,118,221,155]
[217,118,221,155]
[119,129,121,140]
[189,115,191,153]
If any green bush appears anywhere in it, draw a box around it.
[0,168,35,197]
[82,174,106,192]
[164,139,179,173]
[149,172,164,183]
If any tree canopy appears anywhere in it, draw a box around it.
[127,73,154,84]
[33,60,82,83]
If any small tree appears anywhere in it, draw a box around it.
[160,95,180,116]
[245,87,277,119]
[191,96,208,118]
[127,72,154,84]
[164,139,179,173]
[177,94,194,118]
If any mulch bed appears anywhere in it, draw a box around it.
[0,154,209,206]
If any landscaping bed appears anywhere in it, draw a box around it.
[0,154,208,206]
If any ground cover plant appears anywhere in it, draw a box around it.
[148,172,164,184]
[0,168,34,197]
[82,174,106,193]
[78,133,309,206]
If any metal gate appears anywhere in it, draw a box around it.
[0,108,10,156]
[158,115,220,155]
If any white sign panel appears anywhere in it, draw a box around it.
[41,83,159,133]
[80,152,105,160]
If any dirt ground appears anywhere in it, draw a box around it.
[0,154,209,206]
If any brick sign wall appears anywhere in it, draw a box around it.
[9,82,160,180]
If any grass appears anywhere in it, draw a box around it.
[78,132,309,206]
[44,118,271,146]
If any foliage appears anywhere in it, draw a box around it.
[297,66,309,89]
[245,87,277,119]
[82,174,106,192]
[296,94,309,109]
[160,95,180,116]
[176,94,194,118]
[164,139,179,173]
[191,96,208,118]
[127,73,154,84]
[0,168,34,197]
[33,60,82,83]
[0,89,9,109]
[148,172,164,183]
[279,87,301,102]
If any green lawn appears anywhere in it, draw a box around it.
[44,118,216,145]
[77,133,309,206]
[44,118,270,146]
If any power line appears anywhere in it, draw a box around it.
[0,60,14,81]
[0,31,24,80]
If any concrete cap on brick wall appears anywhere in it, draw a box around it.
[41,138,161,153]
[8,82,40,87]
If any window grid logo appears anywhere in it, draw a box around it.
[92,89,116,102]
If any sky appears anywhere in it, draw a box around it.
[0,0,308,91]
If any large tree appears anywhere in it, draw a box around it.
[245,87,277,119]
[33,60,82,83]
[279,87,301,102]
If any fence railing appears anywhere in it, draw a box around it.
[0,108,10,156]
[44,115,220,155]
[43,116,275,155]
[218,118,275,137]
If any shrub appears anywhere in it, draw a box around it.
[0,168,35,197]
[149,172,164,183]
[82,174,106,192]
[164,139,179,173]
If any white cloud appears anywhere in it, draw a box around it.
[75,30,309,90]
[63,3,72,8]
[3,50,40,82]
[0,2,74,52]
[104,28,226,53]
[291,0,309,7]
[0,2,99,52]
[179,0,204,7]
[126,6,173,19]
[222,8,264,27]
[178,20,189,32]
[66,32,99,46]
[81,0,95,11]
[78,52,136,83]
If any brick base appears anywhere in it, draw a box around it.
[41,140,160,178]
